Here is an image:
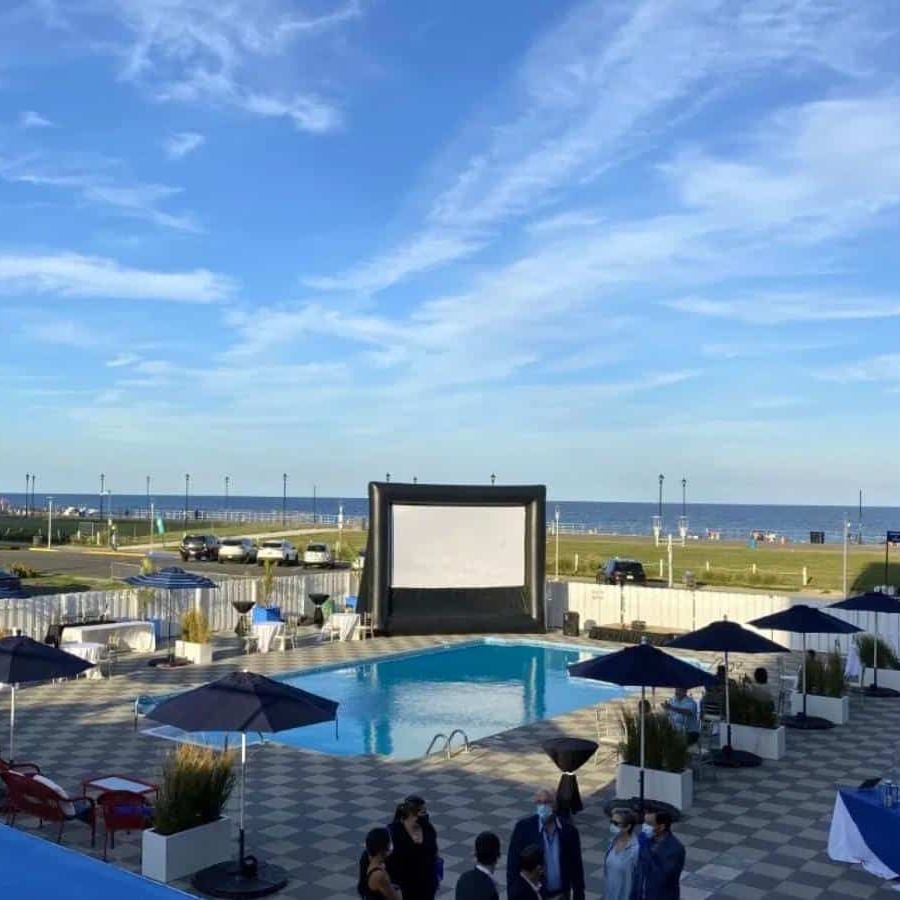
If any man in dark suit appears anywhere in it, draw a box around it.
[508,844,544,900]
[507,789,585,900]
[455,831,501,900]
[634,810,685,899]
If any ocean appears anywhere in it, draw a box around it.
[3,491,896,545]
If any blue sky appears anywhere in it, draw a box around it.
[1,0,899,504]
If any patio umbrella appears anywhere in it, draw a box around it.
[147,670,338,898]
[828,592,900,697]
[667,619,789,767]
[568,641,716,810]
[749,605,861,730]
[0,571,27,600]
[0,636,93,761]
[124,566,217,666]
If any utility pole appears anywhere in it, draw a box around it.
[24,473,29,516]
[282,473,287,526]
[99,473,105,522]
[146,475,151,513]
[31,474,36,516]
[842,514,849,598]
[184,473,190,523]
[47,496,53,549]
[554,505,561,580]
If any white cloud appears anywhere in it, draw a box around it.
[20,318,101,348]
[667,293,900,325]
[19,110,54,129]
[162,131,205,160]
[815,354,900,384]
[0,253,234,302]
[107,353,140,367]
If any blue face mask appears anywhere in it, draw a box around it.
[536,803,553,822]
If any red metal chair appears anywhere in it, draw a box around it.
[1,771,95,846]
[97,790,154,861]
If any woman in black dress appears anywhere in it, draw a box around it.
[358,827,402,900]
[387,795,439,900]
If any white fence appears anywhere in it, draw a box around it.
[546,582,900,657]
[0,570,353,641]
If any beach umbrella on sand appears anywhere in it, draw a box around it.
[0,636,93,761]
[666,619,789,767]
[124,567,217,666]
[568,641,716,811]
[749,605,861,730]
[147,671,338,898]
[828,592,900,697]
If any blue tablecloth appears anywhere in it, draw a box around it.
[0,824,196,898]
[828,788,900,879]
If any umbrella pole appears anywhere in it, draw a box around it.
[724,650,732,751]
[239,732,246,867]
[874,611,879,691]
[639,685,645,812]
[802,633,807,719]
[9,685,14,763]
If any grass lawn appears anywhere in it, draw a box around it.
[22,574,127,595]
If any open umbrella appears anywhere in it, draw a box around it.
[749,605,861,730]
[124,566,217,666]
[147,671,338,898]
[0,571,27,600]
[568,641,716,810]
[0,636,93,761]
[666,619,789,767]
[828,592,900,697]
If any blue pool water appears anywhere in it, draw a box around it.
[264,639,620,758]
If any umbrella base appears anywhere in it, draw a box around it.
[192,860,288,898]
[782,714,833,730]
[857,685,900,698]
[712,746,762,768]
[602,796,682,822]
[147,656,191,668]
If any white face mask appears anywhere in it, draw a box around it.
[642,823,655,837]
[609,822,622,836]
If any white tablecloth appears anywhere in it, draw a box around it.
[828,789,900,880]
[63,621,156,653]
[252,621,284,654]
[60,642,104,679]
[321,613,360,642]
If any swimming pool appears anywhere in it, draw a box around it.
[149,639,622,759]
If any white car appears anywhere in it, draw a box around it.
[303,542,334,568]
[218,538,257,564]
[257,540,299,566]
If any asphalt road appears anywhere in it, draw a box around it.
[0,547,351,581]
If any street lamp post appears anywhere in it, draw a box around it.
[385,472,391,483]
[491,473,496,486]
[225,475,230,515]
[24,474,29,516]
[678,477,689,546]
[146,475,151,513]
[31,474,36,516]
[555,505,561,580]
[282,473,287,526]
[652,474,664,547]
[47,496,53,549]
[313,484,317,524]
[842,515,850,598]
[184,473,190,523]
[99,473,105,522]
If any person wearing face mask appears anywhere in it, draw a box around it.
[603,809,639,900]
[455,831,501,900]
[358,827,402,900]
[387,795,440,900]
[506,788,585,900]
[634,810,685,899]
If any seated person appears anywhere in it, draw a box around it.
[662,687,699,743]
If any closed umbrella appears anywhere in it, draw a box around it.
[0,636,93,761]
[828,592,900,697]
[667,619,789,767]
[147,671,338,898]
[749,605,861,730]
[568,641,716,810]
[124,566,217,666]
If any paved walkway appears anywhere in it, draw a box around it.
[2,632,898,899]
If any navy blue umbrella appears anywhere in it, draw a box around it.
[749,605,861,729]
[667,620,789,766]
[828,592,900,695]
[124,567,218,665]
[0,571,27,600]
[148,672,337,893]
[569,642,716,807]
[0,636,94,761]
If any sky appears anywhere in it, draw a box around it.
[1,0,900,504]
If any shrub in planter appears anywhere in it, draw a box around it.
[180,609,210,645]
[619,708,690,773]
[856,634,900,670]
[805,650,845,697]
[728,683,777,729]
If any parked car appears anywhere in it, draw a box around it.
[218,538,257,564]
[598,558,647,585]
[303,542,334,568]
[180,534,220,561]
[351,549,367,572]
[257,539,299,566]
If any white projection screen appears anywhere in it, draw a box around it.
[390,504,526,588]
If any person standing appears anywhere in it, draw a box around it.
[455,832,501,900]
[508,844,544,900]
[662,688,699,743]
[603,809,639,900]
[634,810,685,900]
[507,788,585,900]
[387,795,440,900]
[358,827,402,900]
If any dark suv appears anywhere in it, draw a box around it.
[598,558,647,585]
[180,534,220,561]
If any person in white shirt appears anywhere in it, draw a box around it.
[663,687,700,743]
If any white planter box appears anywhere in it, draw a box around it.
[174,641,214,665]
[790,692,849,725]
[142,816,232,883]
[616,763,692,811]
[862,669,900,691]
[720,723,786,760]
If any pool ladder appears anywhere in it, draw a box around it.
[424,728,470,759]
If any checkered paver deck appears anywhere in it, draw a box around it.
[3,631,899,899]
